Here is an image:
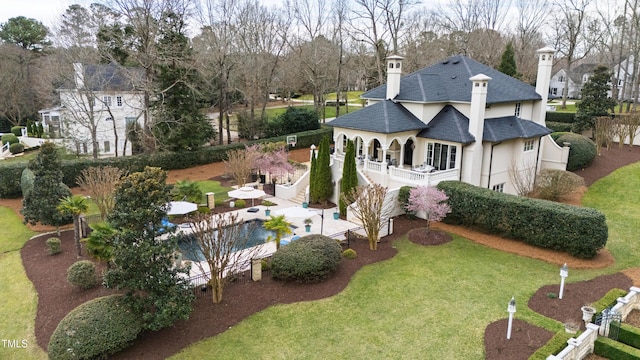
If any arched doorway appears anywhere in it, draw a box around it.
[404,139,414,166]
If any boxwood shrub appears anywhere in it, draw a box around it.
[437,181,607,258]
[546,112,576,123]
[10,126,25,136]
[46,237,61,255]
[9,143,24,154]
[67,260,98,289]
[553,132,597,171]
[595,337,640,360]
[0,127,333,198]
[48,295,143,360]
[546,121,573,133]
[1,133,18,145]
[271,234,342,283]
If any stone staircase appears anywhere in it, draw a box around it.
[290,188,307,205]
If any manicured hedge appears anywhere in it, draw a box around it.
[0,127,333,198]
[48,295,143,360]
[553,132,597,171]
[546,121,573,133]
[437,181,608,258]
[529,331,572,360]
[11,126,25,136]
[271,234,342,283]
[1,133,18,145]
[546,112,576,123]
[595,337,640,360]
[613,323,640,350]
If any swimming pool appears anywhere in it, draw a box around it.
[177,219,296,262]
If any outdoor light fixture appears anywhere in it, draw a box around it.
[507,296,516,340]
[559,263,568,300]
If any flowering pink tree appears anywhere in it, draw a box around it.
[405,186,451,231]
[252,143,294,183]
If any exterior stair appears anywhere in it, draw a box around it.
[290,188,307,205]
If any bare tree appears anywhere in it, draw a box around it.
[625,111,640,147]
[551,0,594,109]
[341,183,393,250]
[594,116,616,153]
[223,145,261,188]
[512,0,549,82]
[77,166,125,220]
[508,159,537,196]
[186,212,260,303]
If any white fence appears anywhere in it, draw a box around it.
[547,286,640,360]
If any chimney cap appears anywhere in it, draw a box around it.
[469,74,492,82]
[386,54,404,61]
[536,46,555,54]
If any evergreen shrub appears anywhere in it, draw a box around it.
[1,134,18,145]
[546,121,572,133]
[546,112,576,123]
[9,143,24,154]
[46,237,61,255]
[67,260,98,289]
[10,126,25,136]
[594,337,640,360]
[271,234,342,283]
[437,181,607,258]
[342,248,357,259]
[48,295,143,360]
[553,132,597,171]
[234,199,246,208]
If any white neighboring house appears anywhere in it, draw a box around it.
[323,47,568,201]
[39,63,146,157]
[549,63,597,99]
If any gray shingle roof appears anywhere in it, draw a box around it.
[363,55,541,104]
[326,99,427,134]
[483,116,552,142]
[61,63,144,92]
[416,105,475,144]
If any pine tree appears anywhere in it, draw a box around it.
[574,65,616,132]
[151,11,215,151]
[21,142,72,231]
[498,42,519,78]
[315,136,333,204]
[339,140,358,216]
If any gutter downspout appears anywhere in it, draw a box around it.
[534,138,542,179]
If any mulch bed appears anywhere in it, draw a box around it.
[18,143,640,359]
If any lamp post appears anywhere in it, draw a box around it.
[559,263,568,300]
[310,144,316,161]
[319,208,324,235]
[507,296,516,340]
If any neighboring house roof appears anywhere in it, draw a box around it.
[416,105,474,144]
[362,55,541,104]
[567,63,597,84]
[327,99,427,134]
[61,63,144,92]
[483,116,552,142]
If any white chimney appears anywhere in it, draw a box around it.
[73,63,84,89]
[386,55,403,99]
[461,74,491,187]
[534,47,555,126]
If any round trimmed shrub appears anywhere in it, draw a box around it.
[342,248,357,259]
[46,237,61,255]
[271,234,342,283]
[48,295,143,360]
[553,132,597,171]
[9,143,24,154]
[1,133,18,145]
[235,199,246,208]
[10,126,25,137]
[67,260,98,289]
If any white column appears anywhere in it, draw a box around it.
[461,74,490,186]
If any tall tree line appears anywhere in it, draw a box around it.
[6,0,640,142]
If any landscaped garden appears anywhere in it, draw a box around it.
[2,146,640,359]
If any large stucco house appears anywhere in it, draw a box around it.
[322,47,568,202]
[39,63,146,157]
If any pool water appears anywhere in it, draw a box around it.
[177,219,295,262]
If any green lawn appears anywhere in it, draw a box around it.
[3,160,640,359]
[297,91,364,102]
[0,208,46,359]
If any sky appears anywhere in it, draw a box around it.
[0,0,88,28]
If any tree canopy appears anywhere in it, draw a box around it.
[574,65,616,132]
[0,16,51,52]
